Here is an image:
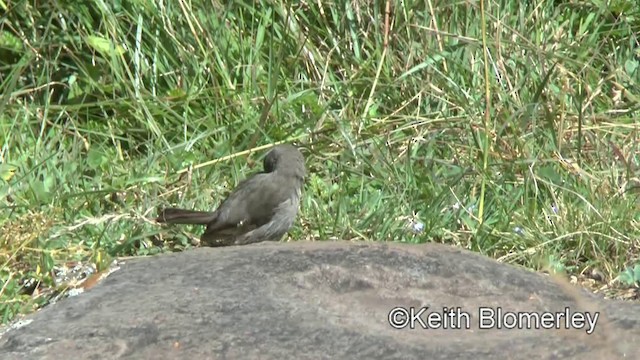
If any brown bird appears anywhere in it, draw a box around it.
[156,144,306,247]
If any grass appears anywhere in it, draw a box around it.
[1,0,639,324]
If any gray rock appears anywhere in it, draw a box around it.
[1,241,638,359]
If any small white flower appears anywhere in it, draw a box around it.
[411,221,425,233]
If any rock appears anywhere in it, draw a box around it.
[1,241,638,359]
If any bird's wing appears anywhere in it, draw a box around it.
[202,173,293,235]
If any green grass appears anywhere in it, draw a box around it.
[1,0,639,324]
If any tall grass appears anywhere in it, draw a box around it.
[1,0,639,324]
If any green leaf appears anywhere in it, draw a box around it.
[616,264,640,286]
[31,180,51,203]
[0,30,23,52]
[624,59,638,75]
[86,35,126,56]
[0,164,17,182]
[87,148,107,169]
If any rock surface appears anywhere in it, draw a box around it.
[1,241,638,359]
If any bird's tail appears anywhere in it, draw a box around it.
[156,208,217,224]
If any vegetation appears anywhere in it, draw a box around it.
[1,0,639,324]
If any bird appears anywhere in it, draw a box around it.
[156,144,306,247]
